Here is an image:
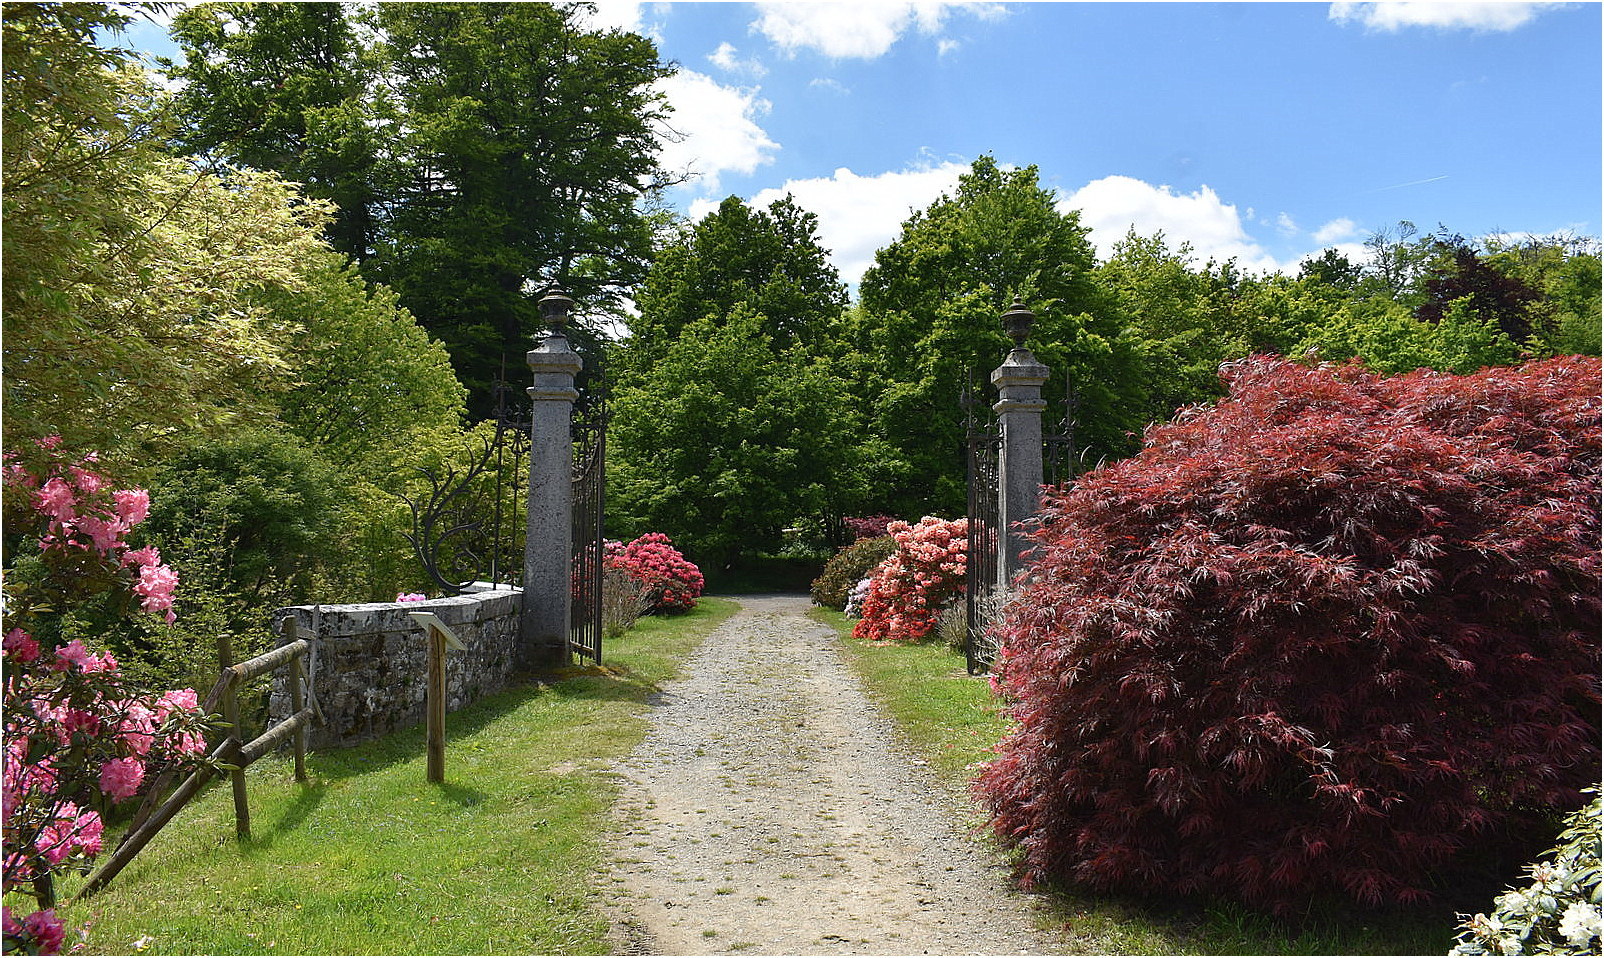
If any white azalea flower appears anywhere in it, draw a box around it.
[1558,901,1601,947]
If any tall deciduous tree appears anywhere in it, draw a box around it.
[852,155,1140,517]
[167,1,675,413]
[629,194,848,366]
[2,2,330,471]
[167,1,381,261]
[609,307,859,569]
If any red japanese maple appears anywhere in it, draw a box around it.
[977,355,1601,912]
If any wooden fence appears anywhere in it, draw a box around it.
[76,618,323,900]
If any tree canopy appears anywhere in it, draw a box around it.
[2,3,331,470]
[167,1,675,414]
[850,155,1143,517]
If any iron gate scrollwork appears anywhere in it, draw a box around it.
[962,379,1001,675]
[569,366,607,665]
[402,382,530,595]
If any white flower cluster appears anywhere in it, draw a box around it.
[843,577,873,617]
[1451,790,1602,956]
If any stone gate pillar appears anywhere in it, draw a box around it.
[522,289,580,669]
[991,300,1050,585]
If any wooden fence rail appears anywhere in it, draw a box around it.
[76,617,322,901]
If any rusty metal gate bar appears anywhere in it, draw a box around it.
[963,380,1001,675]
[569,368,606,664]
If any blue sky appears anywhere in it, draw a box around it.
[122,2,1602,289]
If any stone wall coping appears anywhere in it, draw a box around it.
[275,589,523,641]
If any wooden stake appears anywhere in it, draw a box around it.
[218,632,251,839]
[284,619,308,782]
[427,623,446,783]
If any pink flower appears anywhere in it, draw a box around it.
[121,545,161,569]
[154,688,198,723]
[98,756,144,801]
[112,488,149,524]
[61,709,100,737]
[133,563,179,622]
[34,477,75,520]
[22,908,66,955]
[69,466,104,495]
[68,808,103,857]
[395,592,427,602]
[119,702,156,756]
[4,628,39,663]
[51,640,93,672]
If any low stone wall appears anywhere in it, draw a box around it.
[270,588,522,751]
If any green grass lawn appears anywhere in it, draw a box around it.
[812,605,1459,956]
[54,598,738,956]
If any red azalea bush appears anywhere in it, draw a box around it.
[851,517,968,643]
[3,439,212,954]
[977,355,1602,914]
[604,533,704,613]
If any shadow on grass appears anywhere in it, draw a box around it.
[292,659,663,788]
[1025,876,1457,956]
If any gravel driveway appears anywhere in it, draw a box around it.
[602,594,1060,956]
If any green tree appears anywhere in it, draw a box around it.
[609,307,859,569]
[629,194,848,366]
[853,155,1139,516]
[169,2,676,413]
[166,1,382,261]
[255,246,467,474]
[2,2,331,471]
[1483,233,1602,357]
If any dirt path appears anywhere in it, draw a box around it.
[602,595,1060,956]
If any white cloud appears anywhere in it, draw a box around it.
[1274,212,1300,236]
[1313,217,1361,244]
[575,1,644,33]
[809,77,851,94]
[1060,176,1286,274]
[692,161,971,288]
[655,70,780,196]
[708,41,768,78]
[1328,2,1569,32]
[751,1,1006,59]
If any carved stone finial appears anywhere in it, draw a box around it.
[538,288,574,334]
[1000,299,1034,347]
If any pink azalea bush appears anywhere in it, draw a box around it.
[3,438,212,955]
[851,517,969,644]
[603,533,704,613]
[3,438,178,624]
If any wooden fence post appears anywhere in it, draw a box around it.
[217,632,251,839]
[283,618,308,782]
[406,611,464,785]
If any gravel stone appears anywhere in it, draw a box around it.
[602,594,1061,956]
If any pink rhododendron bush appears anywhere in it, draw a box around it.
[3,439,213,955]
[851,517,968,643]
[604,533,704,613]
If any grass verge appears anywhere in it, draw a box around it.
[812,604,1456,956]
[55,598,739,956]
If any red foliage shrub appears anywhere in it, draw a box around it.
[977,355,1602,913]
[604,533,704,613]
[844,515,897,541]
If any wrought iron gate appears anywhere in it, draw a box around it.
[569,372,607,664]
[402,382,531,595]
[962,382,1001,675]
